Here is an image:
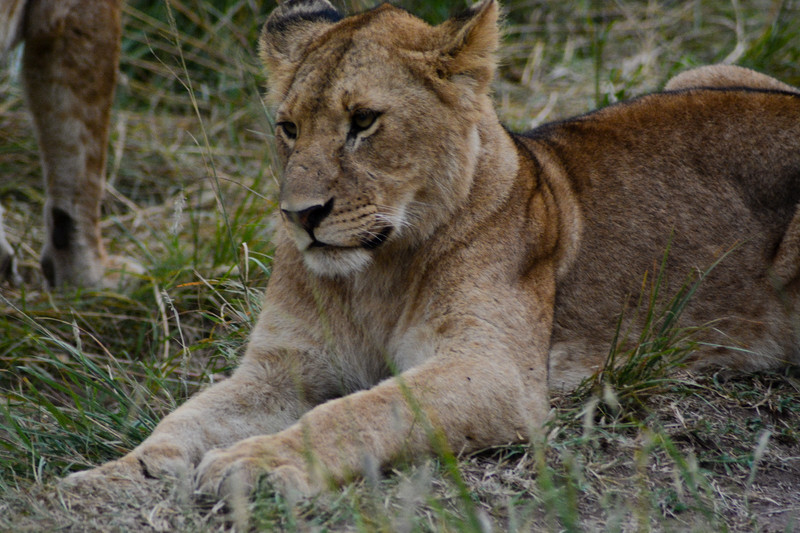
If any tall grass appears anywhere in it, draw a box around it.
[1,0,799,531]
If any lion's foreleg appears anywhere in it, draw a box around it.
[194,348,550,499]
[192,272,557,500]
[21,0,121,287]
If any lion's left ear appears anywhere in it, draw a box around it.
[436,0,501,92]
[259,0,342,102]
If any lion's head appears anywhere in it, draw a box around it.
[260,0,500,277]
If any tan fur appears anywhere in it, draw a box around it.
[665,64,799,93]
[64,0,800,501]
[0,0,134,288]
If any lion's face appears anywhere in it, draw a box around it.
[260,2,498,277]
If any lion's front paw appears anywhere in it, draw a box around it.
[193,437,316,503]
[61,444,193,493]
[194,447,262,501]
[61,454,146,493]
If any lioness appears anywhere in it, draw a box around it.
[66,0,800,501]
[0,0,123,287]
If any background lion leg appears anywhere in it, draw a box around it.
[21,0,122,287]
[0,0,27,284]
[0,204,20,283]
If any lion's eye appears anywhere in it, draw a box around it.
[278,121,298,140]
[350,109,379,134]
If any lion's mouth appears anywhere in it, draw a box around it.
[308,226,393,251]
[360,226,393,249]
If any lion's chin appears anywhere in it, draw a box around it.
[301,246,373,278]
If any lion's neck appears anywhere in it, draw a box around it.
[434,112,521,242]
[471,113,521,210]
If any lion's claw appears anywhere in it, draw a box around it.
[194,447,260,501]
[193,439,318,503]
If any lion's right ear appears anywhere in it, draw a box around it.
[436,0,501,94]
[259,0,342,102]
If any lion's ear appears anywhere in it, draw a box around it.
[436,0,501,92]
[259,0,342,101]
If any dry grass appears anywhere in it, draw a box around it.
[2,0,800,531]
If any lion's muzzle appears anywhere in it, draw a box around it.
[281,197,393,253]
[281,198,334,237]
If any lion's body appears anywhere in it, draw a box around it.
[65,0,800,500]
[0,0,124,287]
[540,89,800,387]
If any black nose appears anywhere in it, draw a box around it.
[281,198,334,234]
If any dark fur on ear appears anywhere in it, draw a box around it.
[265,0,342,35]
[259,0,342,102]
[437,0,500,91]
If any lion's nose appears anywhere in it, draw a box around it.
[281,198,334,234]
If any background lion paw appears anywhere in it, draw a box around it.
[39,247,144,289]
[0,246,20,286]
[0,218,20,286]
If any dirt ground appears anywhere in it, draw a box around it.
[3,373,799,532]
